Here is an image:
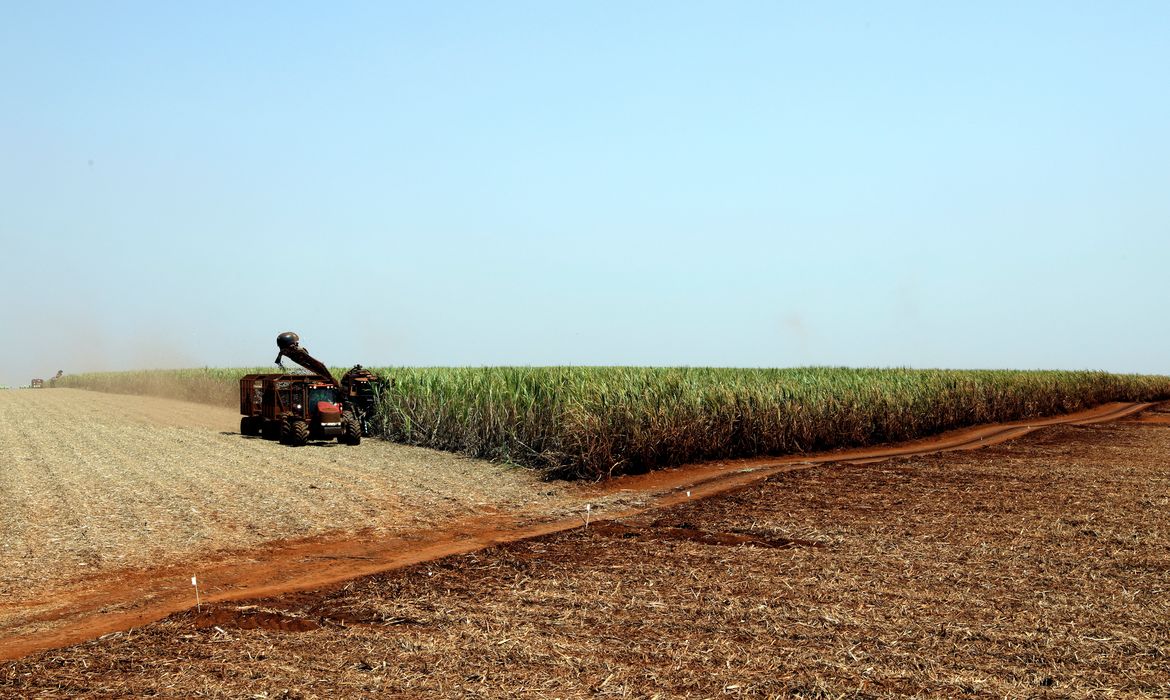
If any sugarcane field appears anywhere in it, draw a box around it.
[5,4,1170,697]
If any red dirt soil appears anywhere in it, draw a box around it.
[0,400,1155,663]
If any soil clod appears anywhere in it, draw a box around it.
[194,606,320,633]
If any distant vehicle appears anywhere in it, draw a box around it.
[239,374,361,446]
[30,379,44,389]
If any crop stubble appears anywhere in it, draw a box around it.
[2,400,1167,697]
[0,389,582,629]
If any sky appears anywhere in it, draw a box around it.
[2,1,1168,385]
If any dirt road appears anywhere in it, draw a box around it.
[0,389,1161,666]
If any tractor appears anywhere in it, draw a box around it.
[340,364,386,436]
[239,374,361,446]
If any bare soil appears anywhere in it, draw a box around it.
[1,395,1167,697]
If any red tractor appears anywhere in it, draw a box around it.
[239,374,361,446]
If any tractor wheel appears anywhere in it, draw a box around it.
[240,416,261,436]
[262,420,280,440]
[289,419,310,447]
[341,412,361,445]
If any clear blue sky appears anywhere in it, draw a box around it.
[3,2,1168,385]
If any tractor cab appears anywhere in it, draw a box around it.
[304,383,344,430]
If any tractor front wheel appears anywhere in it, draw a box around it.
[289,419,309,446]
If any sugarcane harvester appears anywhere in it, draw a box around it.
[338,364,383,437]
[276,332,385,435]
[238,332,384,446]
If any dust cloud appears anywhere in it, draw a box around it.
[0,309,201,388]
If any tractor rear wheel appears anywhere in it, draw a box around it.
[341,412,361,445]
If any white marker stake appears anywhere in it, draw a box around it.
[585,504,592,529]
[686,490,691,498]
[192,575,201,612]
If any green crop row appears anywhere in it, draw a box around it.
[378,367,1170,479]
[58,366,1170,480]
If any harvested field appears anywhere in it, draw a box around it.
[0,389,587,651]
[2,397,1167,697]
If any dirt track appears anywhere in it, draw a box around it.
[0,389,1163,669]
[2,398,1167,697]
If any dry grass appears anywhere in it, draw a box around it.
[4,411,1168,698]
